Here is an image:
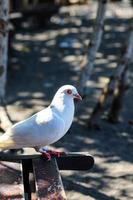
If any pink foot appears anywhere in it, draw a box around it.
[41,150,66,160]
[47,150,66,157]
[42,152,52,161]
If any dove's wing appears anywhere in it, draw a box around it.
[0,107,65,150]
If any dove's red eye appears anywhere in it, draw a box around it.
[66,89,72,95]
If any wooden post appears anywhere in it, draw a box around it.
[79,0,108,95]
[33,158,67,200]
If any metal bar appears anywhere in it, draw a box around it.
[22,159,32,200]
[57,152,94,170]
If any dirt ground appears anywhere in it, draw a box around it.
[2,1,133,199]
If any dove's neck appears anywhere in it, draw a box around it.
[51,93,74,132]
[51,93,74,113]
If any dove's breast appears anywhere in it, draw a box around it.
[61,102,74,134]
[35,108,65,146]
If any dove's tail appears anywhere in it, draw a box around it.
[0,137,15,150]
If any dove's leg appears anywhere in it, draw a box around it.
[39,146,66,157]
[34,146,65,160]
[34,146,52,160]
[45,150,66,157]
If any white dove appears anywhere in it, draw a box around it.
[0,85,82,159]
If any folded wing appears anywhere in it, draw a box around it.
[0,107,65,150]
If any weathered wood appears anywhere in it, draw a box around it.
[0,160,24,200]
[0,151,41,161]
[33,158,67,200]
[0,151,94,171]
[0,152,94,199]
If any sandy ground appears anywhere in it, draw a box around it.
[1,1,133,199]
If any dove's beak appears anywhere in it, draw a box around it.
[74,93,82,100]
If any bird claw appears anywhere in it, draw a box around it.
[47,150,66,157]
[41,152,52,161]
[41,150,66,161]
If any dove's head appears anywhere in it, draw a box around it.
[51,85,82,112]
[56,85,82,101]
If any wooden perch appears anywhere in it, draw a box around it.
[88,26,133,127]
[79,0,108,95]
[0,151,94,199]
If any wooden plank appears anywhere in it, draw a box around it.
[57,152,94,171]
[33,158,67,200]
[0,151,41,161]
[0,151,94,170]
[0,160,24,200]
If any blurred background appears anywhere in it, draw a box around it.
[0,0,133,199]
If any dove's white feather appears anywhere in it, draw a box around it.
[0,85,80,150]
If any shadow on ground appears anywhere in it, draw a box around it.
[5,2,133,200]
